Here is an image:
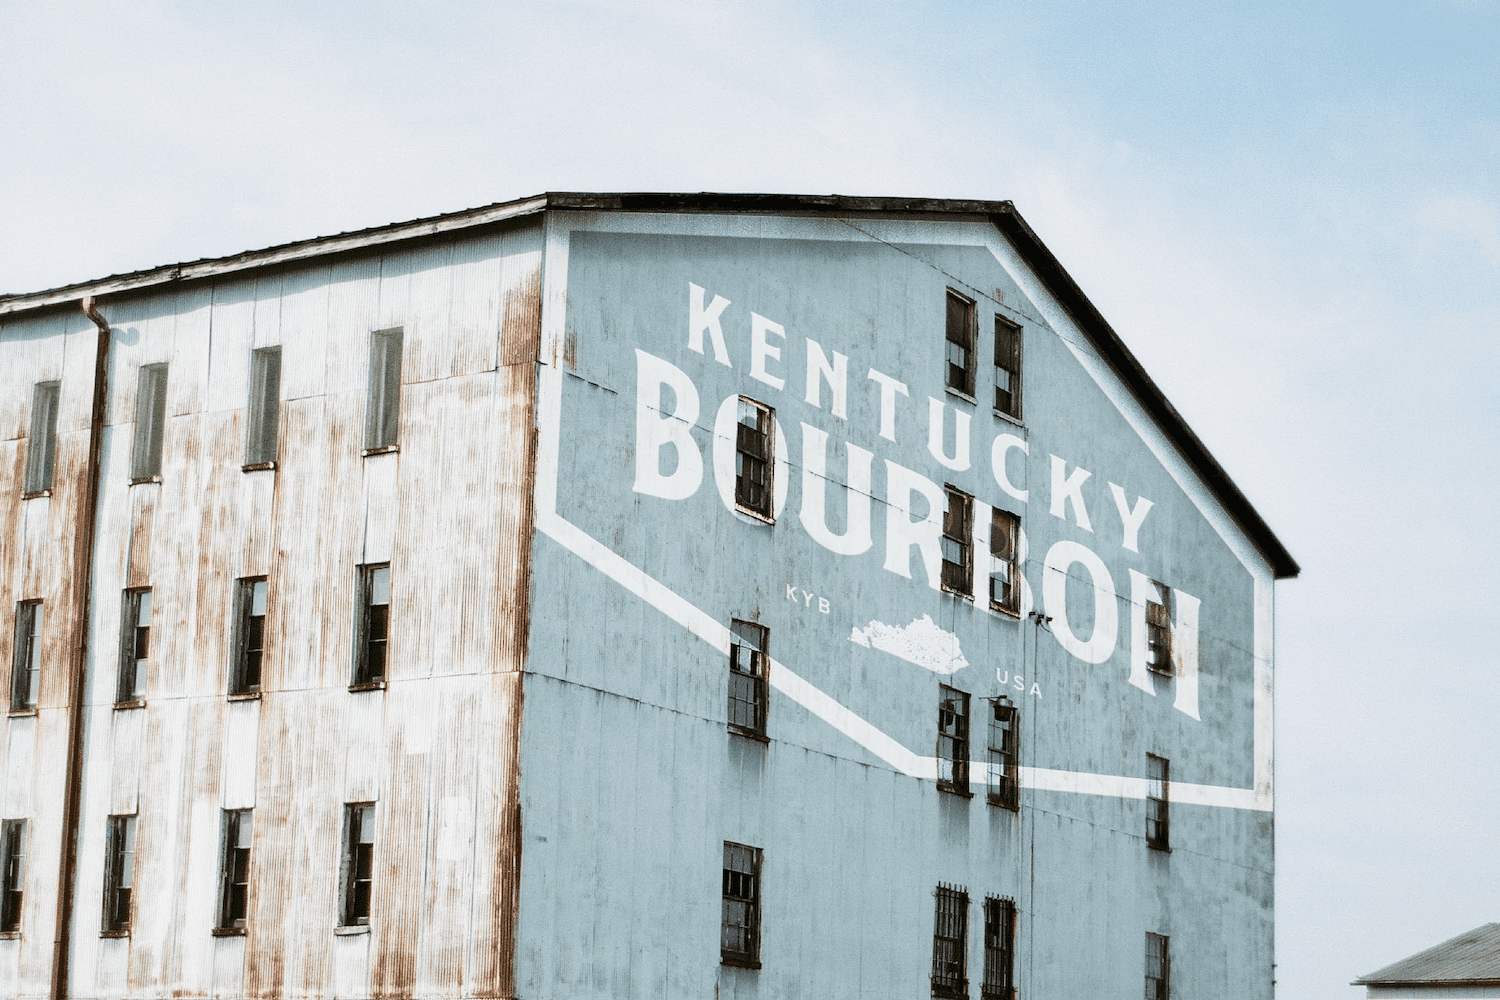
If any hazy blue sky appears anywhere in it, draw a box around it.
[3,2,1497,996]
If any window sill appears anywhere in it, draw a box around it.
[931,983,969,999]
[733,505,775,525]
[211,927,246,937]
[7,708,37,718]
[226,691,261,702]
[334,924,370,936]
[944,387,977,406]
[129,475,162,486]
[1147,842,1171,854]
[992,407,1023,427]
[0,930,18,940]
[361,446,399,458]
[937,784,974,799]
[940,585,975,603]
[728,726,769,743]
[21,489,52,500]
[988,602,1021,620]
[114,700,147,711]
[348,681,386,693]
[241,461,277,473]
[987,796,1019,812]
[100,930,130,939]
[720,956,761,970]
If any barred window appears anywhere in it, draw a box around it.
[246,347,282,466]
[1146,584,1172,676]
[340,803,376,926]
[1146,754,1170,852]
[721,842,761,967]
[989,509,1020,615]
[945,290,976,396]
[217,809,253,932]
[728,620,768,738]
[937,686,970,795]
[11,601,41,712]
[994,316,1022,420]
[118,588,151,704]
[366,329,403,451]
[986,699,1019,810]
[131,364,168,480]
[1145,932,1170,1000]
[24,381,60,494]
[1,819,25,933]
[735,398,773,518]
[941,486,973,596]
[982,897,1017,1000]
[103,814,136,933]
[353,564,391,687]
[231,578,267,696]
[930,883,969,997]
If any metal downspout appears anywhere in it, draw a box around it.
[52,296,111,1000]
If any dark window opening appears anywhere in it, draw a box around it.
[246,347,282,466]
[340,803,375,926]
[931,883,969,997]
[1146,584,1173,676]
[366,329,403,450]
[231,578,267,695]
[937,685,970,795]
[11,601,41,712]
[1146,932,1170,1000]
[1,819,25,933]
[103,814,136,933]
[118,589,151,704]
[132,364,168,480]
[728,620,768,738]
[982,896,1017,1000]
[353,564,391,687]
[1146,754,1170,852]
[941,486,973,596]
[994,316,1022,420]
[217,809,253,931]
[945,290,976,396]
[989,508,1020,614]
[734,398,773,517]
[987,699,1019,811]
[721,841,761,967]
[25,381,60,494]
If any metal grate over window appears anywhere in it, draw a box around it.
[366,329,403,450]
[1146,754,1170,851]
[931,883,969,997]
[734,398,773,517]
[937,686,971,794]
[987,699,1019,810]
[728,620,768,738]
[246,347,282,465]
[131,364,168,480]
[24,381,60,494]
[982,896,1017,1000]
[721,842,761,966]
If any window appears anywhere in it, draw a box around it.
[727,620,768,738]
[941,486,973,596]
[930,883,969,997]
[945,290,976,396]
[365,329,403,450]
[11,601,41,712]
[1146,584,1172,676]
[734,398,773,518]
[986,699,1019,810]
[131,364,168,480]
[117,589,151,704]
[24,381,60,494]
[994,316,1022,420]
[1,819,25,933]
[246,347,282,466]
[340,803,375,926]
[720,842,761,967]
[103,814,136,933]
[982,897,1017,1000]
[230,578,267,695]
[989,509,1020,615]
[937,685,970,794]
[217,809,253,932]
[352,565,391,687]
[1146,754,1170,851]
[1145,932,1170,1000]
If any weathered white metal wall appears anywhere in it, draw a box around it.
[0,220,541,1000]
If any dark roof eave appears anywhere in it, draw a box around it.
[0,190,1298,577]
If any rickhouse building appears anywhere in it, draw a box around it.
[0,193,1296,1000]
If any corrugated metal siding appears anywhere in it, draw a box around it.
[0,220,540,1000]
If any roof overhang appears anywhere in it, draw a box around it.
[0,191,1299,578]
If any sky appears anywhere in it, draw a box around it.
[3,1,1498,996]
